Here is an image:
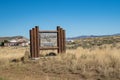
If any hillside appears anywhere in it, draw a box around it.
[67,34,120,40]
[0,36,29,42]
[67,34,120,49]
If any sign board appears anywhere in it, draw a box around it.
[39,33,57,47]
[30,26,66,58]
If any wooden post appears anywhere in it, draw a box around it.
[60,28,63,53]
[30,30,32,57]
[30,29,33,58]
[30,27,40,59]
[33,28,37,58]
[39,28,41,56]
[63,30,66,53]
[30,28,35,58]
[57,26,61,53]
[35,26,39,57]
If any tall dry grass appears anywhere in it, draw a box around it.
[0,47,28,67]
[0,45,120,80]
[34,45,120,80]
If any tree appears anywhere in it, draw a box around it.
[0,42,4,46]
[4,40,9,43]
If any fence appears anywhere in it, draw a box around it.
[29,26,66,58]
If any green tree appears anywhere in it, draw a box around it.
[0,42,4,46]
[4,40,9,43]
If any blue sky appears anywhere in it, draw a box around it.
[0,0,120,38]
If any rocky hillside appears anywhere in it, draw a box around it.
[67,33,120,40]
[0,36,29,42]
[67,34,120,49]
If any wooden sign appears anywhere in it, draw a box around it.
[29,26,66,58]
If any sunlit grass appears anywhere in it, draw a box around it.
[0,45,120,80]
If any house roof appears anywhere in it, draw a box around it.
[9,39,17,43]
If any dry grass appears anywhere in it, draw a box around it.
[0,45,120,80]
[0,47,27,66]
[0,47,27,59]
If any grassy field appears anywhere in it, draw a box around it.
[0,44,120,80]
[1,35,120,80]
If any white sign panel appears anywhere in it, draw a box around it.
[39,33,57,47]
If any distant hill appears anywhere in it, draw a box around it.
[67,33,120,40]
[0,36,29,42]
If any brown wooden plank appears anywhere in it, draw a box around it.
[40,47,58,50]
[39,31,58,33]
